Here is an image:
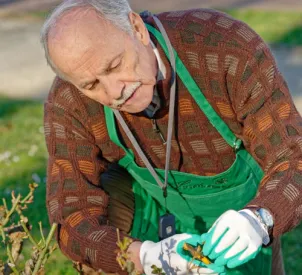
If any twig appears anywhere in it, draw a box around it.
[32,223,57,275]
[39,222,46,247]
[6,245,20,275]
[0,228,6,243]
[20,220,39,249]
[1,194,21,228]
[2,198,9,215]
[3,224,23,233]
[41,244,58,266]
[21,183,38,204]
[21,193,33,205]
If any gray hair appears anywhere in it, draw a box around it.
[40,0,133,78]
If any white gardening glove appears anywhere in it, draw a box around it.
[140,233,226,275]
[200,210,269,269]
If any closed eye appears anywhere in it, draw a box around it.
[88,80,99,90]
[106,59,122,73]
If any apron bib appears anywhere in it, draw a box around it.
[103,23,272,275]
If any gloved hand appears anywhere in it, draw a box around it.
[140,233,226,275]
[200,210,269,269]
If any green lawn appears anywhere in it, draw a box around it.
[225,9,302,46]
[0,98,74,274]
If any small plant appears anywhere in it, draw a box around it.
[115,228,139,275]
[150,265,165,275]
[72,261,108,275]
[0,184,211,275]
[0,183,57,275]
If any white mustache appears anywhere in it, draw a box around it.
[111,82,142,108]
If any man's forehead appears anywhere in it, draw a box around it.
[49,8,120,45]
[48,7,127,74]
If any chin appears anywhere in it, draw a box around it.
[121,87,154,113]
[122,98,153,113]
[121,104,150,114]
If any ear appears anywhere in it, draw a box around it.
[128,12,150,46]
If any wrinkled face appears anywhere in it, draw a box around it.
[48,9,158,113]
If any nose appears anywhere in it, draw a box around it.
[100,74,125,101]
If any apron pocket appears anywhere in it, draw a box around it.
[167,172,259,231]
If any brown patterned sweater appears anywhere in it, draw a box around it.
[44,9,302,272]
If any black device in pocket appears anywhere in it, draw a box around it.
[158,213,176,240]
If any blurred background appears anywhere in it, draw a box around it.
[0,0,301,274]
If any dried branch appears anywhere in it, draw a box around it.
[1,193,21,229]
[20,219,39,248]
[6,244,20,275]
[38,222,46,247]
[0,183,58,274]
[32,223,57,275]
[2,198,9,215]
[115,228,139,275]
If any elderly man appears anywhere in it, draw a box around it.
[41,0,301,274]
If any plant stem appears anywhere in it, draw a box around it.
[1,195,21,228]
[32,223,57,275]
[21,192,33,205]
[6,245,20,275]
[2,198,9,215]
[20,220,39,248]
[39,222,46,247]
[42,253,50,267]
[0,228,6,243]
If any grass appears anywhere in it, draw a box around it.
[0,97,302,274]
[225,9,302,46]
[0,97,74,274]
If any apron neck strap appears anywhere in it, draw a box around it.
[145,23,242,151]
[113,15,177,191]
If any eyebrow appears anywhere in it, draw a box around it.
[79,52,124,89]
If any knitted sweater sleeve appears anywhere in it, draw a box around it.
[44,79,133,272]
[229,36,302,237]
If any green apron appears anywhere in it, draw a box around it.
[103,23,272,275]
